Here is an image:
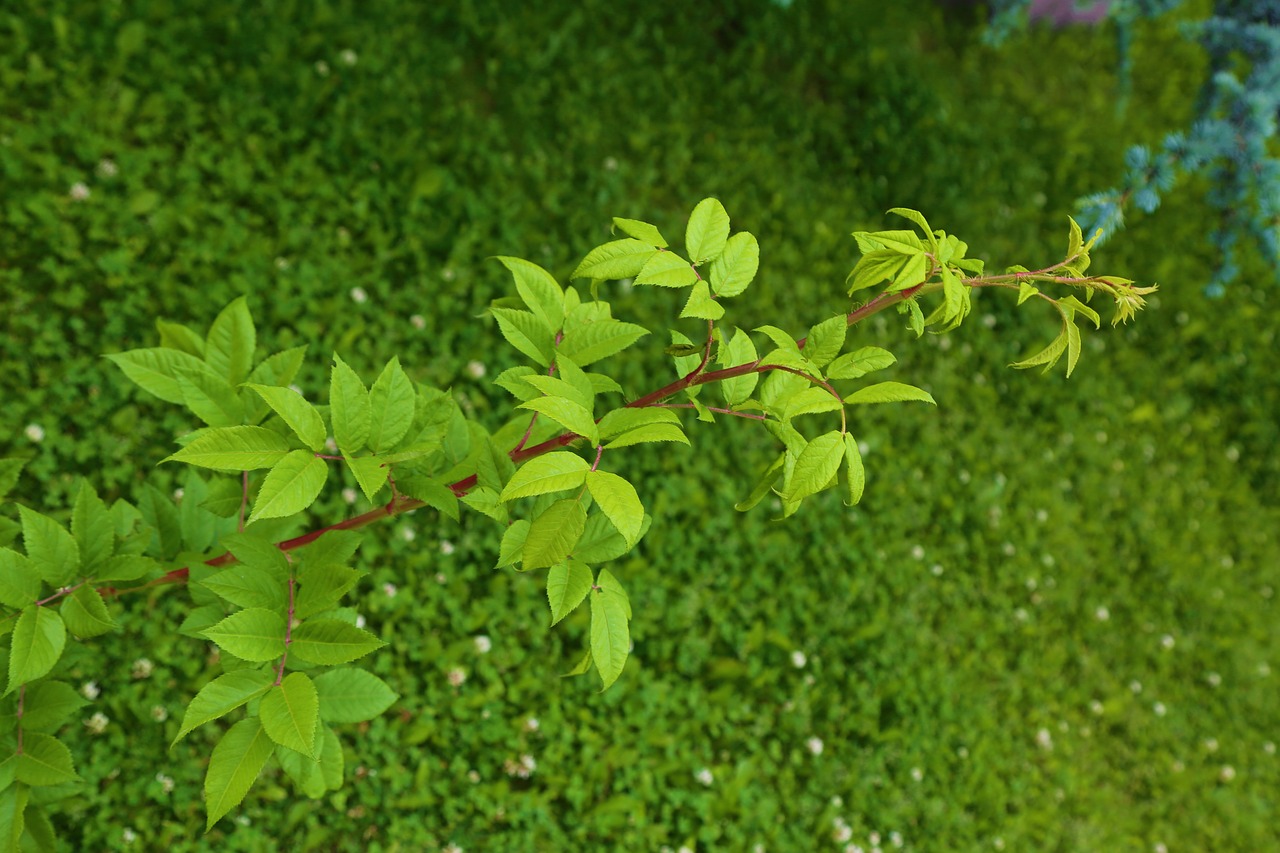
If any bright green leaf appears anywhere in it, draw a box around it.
[260,672,320,758]
[105,347,211,405]
[246,385,326,452]
[547,560,593,625]
[501,452,590,501]
[330,354,370,454]
[842,382,936,406]
[163,426,292,471]
[518,397,598,443]
[367,357,416,453]
[59,586,114,639]
[173,668,274,745]
[590,568,630,690]
[313,668,399,724]
[7,608,66,693]
[0,549,38,609]
[289,619,384,666]
[558,320,648,366]
[18,508,78,587]
[249,451,328,523]
[804,314,847,367]
[522,499,587,570]
[612,217,667,248]
[497,256,565,332]
[827,346,896,380]
[19,680,86,733]
[685,198,730,264]
[345,455,388,504]
[782,431,845,503]
[604,423,689,449]
[203,609,286,662]
[585,471,643,546]
[204,717,274,830]
[16,733,79,787]
[843,433,865,506]
[496,520,531,569]
[205,297,256,386]
[571,239,657,280]
[636,251,698,288]
[709,231,760,298]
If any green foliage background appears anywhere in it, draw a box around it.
[1,0,1277,849]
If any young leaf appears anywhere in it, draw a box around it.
[246,385,326,452]
[1011,329,1068,372]
[490,306,555,367]
[685,198,730,264]
[843,433,866,506]
[590,568,630,690]
[888,207,938,253]
[585,471,643,546]
[71,486,110,578]
[8,607,67,693]
[847,250,907,294]
[735,454,785,512]
[157,319,206,357]
[203,609,286,662]
[716,327,760,407]
[604,423,690,449]
[522,499,587,570]
[205,297,256,386]
[804,314,847,367]
[571,238,657,280]
[782,431,845,503]
[330,354,371,454]
[636,251,698,288]
[597,407,679,440]
[547,560,593,625]
[19,681,86,733]
[842,382,937,406]
[173,668,274,745]
[1065,318,1083,378]
[294,563,363,619]
[0,549,37,609]
[558,320,649,366]
[59,586,114,638]
[497,256,565,332]
[249,451,328,523]
[204,717,274,830]
[367,357,416,453]
[18,507,79,587]
[827,346,896,380]
[163,426,291,471]
[93,554,159,583]
[518,397,598,443]
[289,619,385,665]
[709,231,760,298]
[680,280,725,320]
[105,347,212,405]
[313,668,399,724]
[395,475,460,521]
[260,672,320,758]
[496,520,531,569]
[612,217,668,248]
[501,453,590,502]
[16,733,79,787]
[175,366,245,427]
[345,455,388,504]
[888,252,929,292]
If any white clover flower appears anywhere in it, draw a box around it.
[410,314,426,330]
[1220,765,1236,782]
[341,487,358,505]
[85,712,109,734]
[122,828,137,844]
[1207,672,1222,687]
[383,582,397,598]
[467,769,480,783]
[350,286,368,304]
[400,526,416,542]
[1014,608,1029,622]
[956,746,969,759]
[156,772,175,793]
[694,767,713,786]
[81,681,100,700]
[275,256,290,270]
[910,544,925,560]
[805,737,824,756]
[1090,700,1104,715]
[994,839,1005,850]
[474,635,492,654]
[355,614,366,629]
[442,267,456,282]
[868,831,881,846]
[930,564,944,576]
[1095,606,1110,621]
[132,658,154,679]
[1153,702,1167,717]
[678,847,694,853]
[790,650,807,668]
[833,823,853,843]
[890,831,903,848]
[846,846,866,853]
[1130,680,1143,694]
[435,572,447,584]
[339,49,358,66]
[150,705,168,722]
[24,423,45,443]
[440,540,456,555]
[315,60,330,76]
[1259,662,1271,676]
[910,767,923,782]
[603,156,619,171]
[1160,634,1175,650]
[69,182,90,201]
[1154,844,1168,853]
[97,158,118,178]
[465,360,487,379]
[442,844,463,853]
[1035,728,1053,751]
[1204,737,1219,752]
[520,754,536,773]
[447,667,467,687]
[172,487,185,502]
[325,436,338,452]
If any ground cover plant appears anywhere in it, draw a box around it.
[1,0,1277,850]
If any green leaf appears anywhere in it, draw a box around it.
[496,520,531,569]
[260,672,320,758]
[1011,329,1069,373]
[518,397,598,443]
[367,358,417,453]
[497,256,565,332]
[1061,295,1102,329]
[558,320,648,366]
[782,431,845,503]
[0,785,25,849]
[0,458,25,502]
[547,560,593,626]
[843,433,866,506]
[276,743,323,799]
[179,605,227,639]
[685,198,730,264]
[156,319,206,357]
[597,407,679,440]
[604,423,689,449]
[105,347,211,405]
[636,251,698,288]
[708,231,760,298]
[222,532,289,576]
[735,454,786,512]
[572,512,650,563]
[888,252,929,292]
[249,451,328,523]
[842,382,936,406]
[500,452,590,501]
[18,508,79,587]
[173,669,274,745]
[0,550,38,610]
[205,297,257,386]
[493,366,542,402]
[314,668,399,724]
[490,306,555,367]
[7,608,66,693]
[59,586,114,639]
[590,568,630,690]
[289,619,384,665]
[524,375,591,412]
[395,475,459,521]
[19,680,86,733]
[203,609,286,662]
[92,554,159,582]
[585,471,643,547]
[16,733,79,787]
[804,314,847,367]
[246,346,308,392]
[856,229,924,255]
[562,648,594,678]
[522,499,587,571]
[754,325,800,355]
[680,280,725,320]
[888,207,938,252]
[612,217,667,248]
[571,239,657,280]
[1065,318,1083,378]
[246,385,326,452]
[137,483,182,560]
[1017,281,1040,306]
[1067,215,1084,259]
[717,327,760,407]
[345,455,388,504]
[330,354,371,454]
[200,564,288,612]
[294,563,363,620]
[204,717,274,830]
[176,366,245,427]
[827,346,896,380]
[783,387,843,420]
[163,426,292,471]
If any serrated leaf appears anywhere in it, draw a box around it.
[1065,318,1083,378]
[18,507,78,587]
[782,431,845,503]
[522,499,587,570]
[318,727,343,790]
[93,554,159,582]
[345,455,388,504]
[498,256,565,332]
[496,520,531,569]
[0,550,38,610]
[205,297,256,386]
[718,327,759,407]
[1011,330,1068,372]
[179,604,226,639]
[1061,295,1101,329]
[0,785,25,849]
[562,647,594,678]
[735,453,785,512]
[590,568,630,690]
[16,733,79,787]
[585,471,643,546]
[203,609,286,662]
[105,347,212,405]
[490,306,555,367]
[249,451,328,523]
[246,385,326,452]
[330,354,370,454]
[260,673,320,758]
[804,314,847,367]
[0,458,25,501]
[1067,215,1084,259]
[176,366,245,427]
[709,231,759,298]
[276,742,323,798]
[246,346,308,391]
[173,669,274,745]
[396,475,459,521]
[597,407,680,440]
[19,680,86,733]
[200,563,287,611]
[888,207,938,252]
[572,512,650,563]
[518,397,598,443]
[163,426,291,471]
[783,387,844,420]
[612,217,667,248]
[636,251,698,288]
[204,717,274,830]
[889,252,929,291]
[604,423,689,449]
[847,250,907,295]
[59,586,114,639]
[842,382,936,406]
[7,608,66,693]
[493,366,542,402]
[314,668,399,724]
[461,486,507,522]
[680,280,725,320]
[553,355,596,412]
[826,346,896,380]
[858,229,924,255]
[685,198,730,264]
[843,433,865,506]
[1017,281,1040,305]
[571,239,657,280]
[157,319,206,357]
[547,560,593,625]
[289,619,384,665]
[294,563,362,620]
[558,320,648,367]
[367,357,416,453]
[500,452,590,501]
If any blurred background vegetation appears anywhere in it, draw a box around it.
[1,0,1277,849]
